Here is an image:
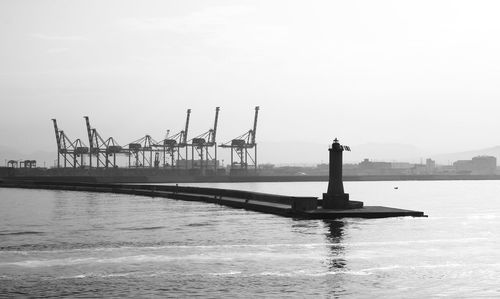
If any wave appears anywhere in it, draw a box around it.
[7,251,473,269]
[0,231,44,236]
[186,223,212,227]
[20,262,498,280]
[0,237,490,254]
[357,263,466,274]
[119,226,166,231]
[54,269,369,280]
[208,271,242,276]
[57,272,139,279]
[2,254,235,268]
[255,270,369,277]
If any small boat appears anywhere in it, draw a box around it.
[394,186,399,190]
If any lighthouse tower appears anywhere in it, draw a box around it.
[322,138,363,209]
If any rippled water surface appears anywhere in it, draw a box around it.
[1,181,500,297]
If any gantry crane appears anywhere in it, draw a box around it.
[189,107,220,174]
[153,109,191,169]
[83,116,122,168]
[52,119,89,168]
[219,106,259,174]
[19,160,36,168]
[126,135,158,168]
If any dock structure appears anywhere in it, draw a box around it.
[0,138,426,219]
[0,181,425,219]
[311,138,425,218]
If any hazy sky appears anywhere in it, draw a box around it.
[1,0,500,162]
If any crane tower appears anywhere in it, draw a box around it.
[220,106,259,175]
[52,119,88,168]
[189,107,220,175]
[153,109,191,169]
[83,116,122,168]
[126,135,158,168]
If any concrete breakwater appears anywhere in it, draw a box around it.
[0,180,425,219]
[0,181,318,218]
[3,167,500,184]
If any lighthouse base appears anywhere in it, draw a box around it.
[322,193,363,209]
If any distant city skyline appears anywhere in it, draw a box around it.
[2,0,500,162]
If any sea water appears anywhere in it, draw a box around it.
[1,181,500,297]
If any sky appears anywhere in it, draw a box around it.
[1,0,500,164]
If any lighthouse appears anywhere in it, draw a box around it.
[322,138,363,209]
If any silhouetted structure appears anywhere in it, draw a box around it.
[52,119,88,168]
[188,107,220,175]
[322,138,363,209]
[84,116,121,168]
[220,106,259,174]
[152,109,192,169]
[453,155,497,175]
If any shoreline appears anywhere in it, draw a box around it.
[2,173,500,184]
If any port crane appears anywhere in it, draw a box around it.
[52,119,89,168]
[189,107,220,174]
[7,160,18,168]
[220,106,259,174]
[126,135,158,168]
[83,116,122,168]
[153,109,191,169]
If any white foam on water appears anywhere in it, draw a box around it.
[358,263,464,274]
[255,269,370,277]
[47,262,495,281]
[2,237,490,269]
[115,243,330,251]
[347,237,489,247]
[63,274,88,279]
[57,271,140,279]
[4,257,97,268]
[3,254,236,268]
[208,271,242,276]
[1,237,489,256]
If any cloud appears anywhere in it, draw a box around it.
[47,48,70,54]
[116,5,289,54]
[117,5,256,34]
[32,34,88,42]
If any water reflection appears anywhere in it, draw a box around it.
[52,191,101,221]
[52,191,70,221]
[325,220,344,243]
[290,219,322,234]
[324,220,347,270]
[83,192,100,218]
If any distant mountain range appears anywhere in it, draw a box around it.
[430,146,500,165]
[258,142,500,166]
[1,142,500,167]
[258,142,429,165]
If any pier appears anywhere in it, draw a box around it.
[0,181,425,219]
[0,139,426,219]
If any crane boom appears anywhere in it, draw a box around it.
[251,106,259,145]
[83,116,94,167]
[83,116,93,148]
[211,107,220,144]
[183,109,191,144]
[51,119,61,151]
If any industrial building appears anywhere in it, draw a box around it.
[453,156,497,175]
